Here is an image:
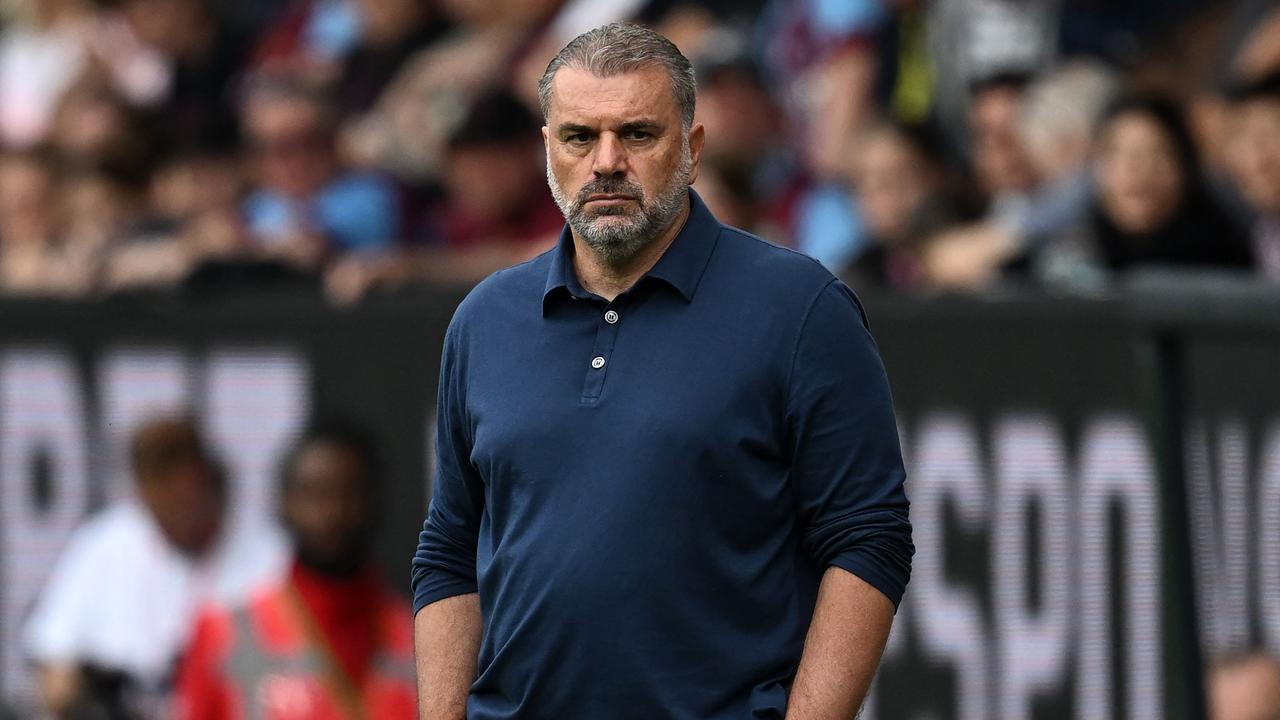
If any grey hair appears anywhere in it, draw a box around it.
[538,22,696,130]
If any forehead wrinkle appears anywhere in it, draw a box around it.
[549,66,679,131]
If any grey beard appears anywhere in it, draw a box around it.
[547,148,693,265]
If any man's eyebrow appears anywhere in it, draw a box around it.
[556,123,594,136]
[618,120,663,133]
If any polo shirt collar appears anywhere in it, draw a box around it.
[543,189,720,314]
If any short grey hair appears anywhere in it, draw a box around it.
[538,22,696,130]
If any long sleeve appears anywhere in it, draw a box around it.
[785,279,914,607]
[411,320,486,614]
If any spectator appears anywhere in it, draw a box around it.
[757,0,889,183]
[339,0,559,181]
[333,0,451,117]
[922,60,1120,290]
[925,0,1060,151]
[45,77,155,180]
[325,89,558,302]
[425,89,562,252]
[241,75,401,269]
[104,0,252,149]
[689,28,800,243]
[252,0,364,80]
[0,146,62,294]
[1225,71,1280,278]
[1040,95,1253,281]
[968,71,1039,213]
[176,423,415,720]
[844,121,966,291]
[23,415,286,719]
[1209,651,1280,720]
[0,0,94,147]
[99,140,245,294]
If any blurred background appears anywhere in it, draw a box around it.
[2,0,1280,718]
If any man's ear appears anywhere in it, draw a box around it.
[687,122,706,184]
[542,125,550,155]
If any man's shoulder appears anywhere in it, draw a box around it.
[65,501,152,553]
[713,224,840,296]
[450,249,556,326]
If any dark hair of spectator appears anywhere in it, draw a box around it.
[1090,93,1253,270]
[968,70,1036,100]
[279,420,380,495]
[129,415,211,482]
[1099,94,1201,179]
[447,90,541,151]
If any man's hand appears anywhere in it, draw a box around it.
[415,593,482,720]
[785,567,896,719]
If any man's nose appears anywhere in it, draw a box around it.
[592,133,628,178]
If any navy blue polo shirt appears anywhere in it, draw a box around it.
[412,190,912,719]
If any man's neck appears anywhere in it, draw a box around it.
[572,198,690,302]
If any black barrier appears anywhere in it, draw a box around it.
[0,277,1276,719]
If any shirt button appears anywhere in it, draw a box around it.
[604,310,619,324]
[591,356,606,369]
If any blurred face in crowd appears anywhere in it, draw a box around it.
[152,153,243,220]
[246,94,337,200]
[446,141,543,221]
[133,421,225,556]
[1209,653,1280,720]
[1095,111,1185,235]
[356,0,427,45]
[50,81,137,161]
[544,65,704,264]
[282,440,371,575]
[119,0,204,57]
[1227,98,1280,216]
[62,172,137,245]
[0,153,55,246]
[853,127,935,246]
[696,69,777,169]
[970,84,1038,197]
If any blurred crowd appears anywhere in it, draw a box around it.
[1,0,1280,303]
[19,414,414,720]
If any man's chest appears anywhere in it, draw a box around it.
[464,301,789,476]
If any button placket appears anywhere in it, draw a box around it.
[581,301,624,404]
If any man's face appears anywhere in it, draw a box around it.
[854,130,933,245]
[970,85,1038,196]
[1228,99,1280,215]
[543,65,704,263]
[246,97,336,200]
[138,457,223,556]
[282,442,370,573]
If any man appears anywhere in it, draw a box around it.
[176,423,417,720]
[413,23,913,719]
[24,415,286,718]
[1226,71,1280,279]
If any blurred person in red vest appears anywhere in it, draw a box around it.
[176,423,415,720]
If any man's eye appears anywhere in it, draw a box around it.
[567,134,592,144]
[625,131,651,140]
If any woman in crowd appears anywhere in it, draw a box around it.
[1039,95,1254,284]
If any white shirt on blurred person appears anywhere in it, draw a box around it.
[21,416,288,718]
[24,499,286,691]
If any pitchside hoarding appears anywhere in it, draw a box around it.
[0,284,1275,719]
